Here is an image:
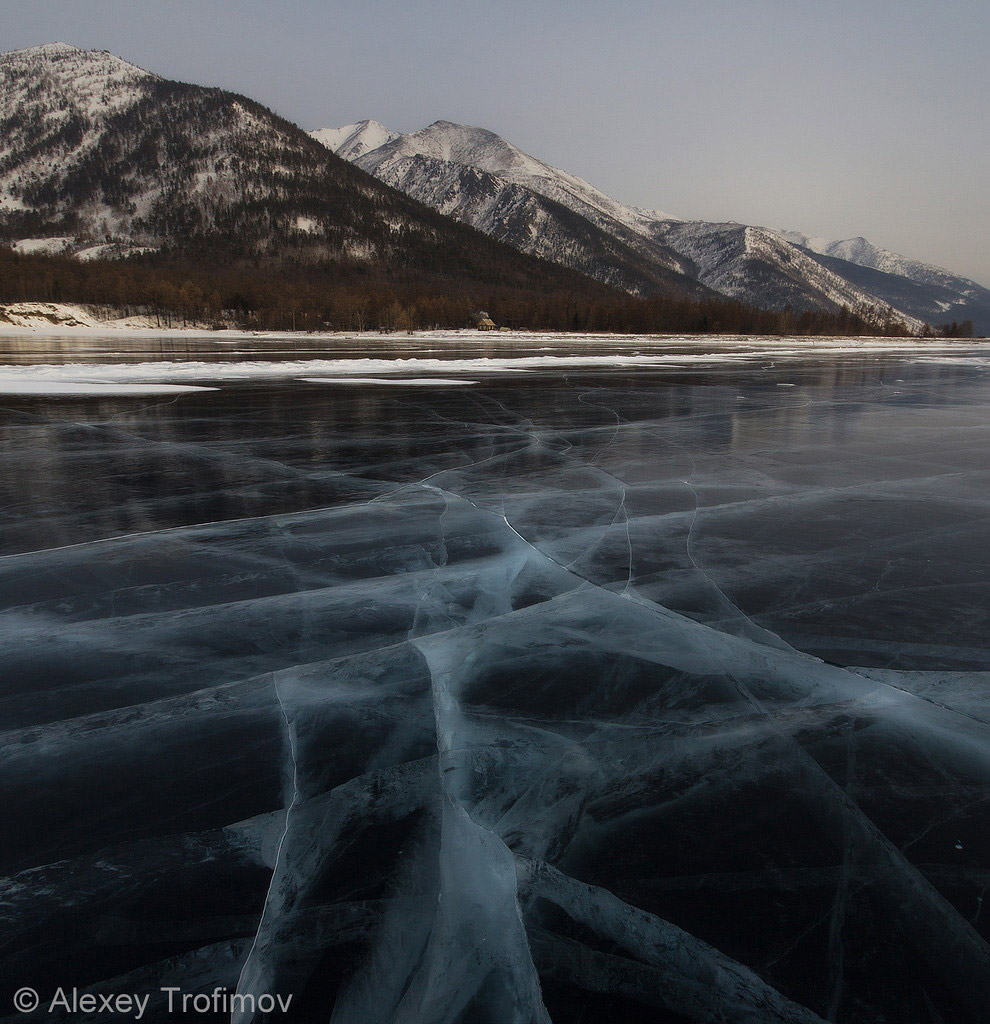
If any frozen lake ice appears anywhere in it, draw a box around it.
[0,334,988,1023]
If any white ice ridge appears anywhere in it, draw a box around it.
[0,354,713,388]
[299,377,479,386]
[398,613,551,1020]
[515,857,829,1024]
[384,485,551,1023]
[0,379,217,395]
[232,673,301,1023]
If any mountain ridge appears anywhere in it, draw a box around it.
[313,117,989,333]
[0,43,663,306]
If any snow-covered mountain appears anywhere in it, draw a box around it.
[778,231,962,287]
[0,44,621,301]
[646,219,919,319]
[0,43,457,260]
[314,118,988,333]
[0,42,379,252]
[357,120,682,236]
[773,230,990,331]
[309,120,399,161]
[313,120,709,300]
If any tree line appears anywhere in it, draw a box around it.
[0,245,918,336]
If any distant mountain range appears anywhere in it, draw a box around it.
[2,43,987,333]
[313,119,990,334]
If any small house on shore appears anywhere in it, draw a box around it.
[475,311,498,331]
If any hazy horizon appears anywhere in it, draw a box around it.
[5,0,989,287]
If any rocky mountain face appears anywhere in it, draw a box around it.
[316,119,990,333]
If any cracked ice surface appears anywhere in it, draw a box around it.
[1,339,989,1023]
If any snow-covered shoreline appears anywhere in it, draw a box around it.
[0,300,976,345]
[2,301,988,397]
[0,301,184,333]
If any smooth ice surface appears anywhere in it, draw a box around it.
[1,334,989,1024]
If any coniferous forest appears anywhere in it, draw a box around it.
[0,245,916,336]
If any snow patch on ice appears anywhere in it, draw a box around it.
[300,377,479,386]
[0,370,217,395]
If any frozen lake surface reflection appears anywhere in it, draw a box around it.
[1,337,989,1023]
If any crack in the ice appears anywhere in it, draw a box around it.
[825,721,855,1021]
[233,671,300,1021]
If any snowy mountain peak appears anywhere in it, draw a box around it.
[0,42,158,127]
[829,236,900,268]
[773,227,986,295]
[13,41,82,56]
[310,115,697,294]
[358,119,549,180]
[1,41,156,84]
[309,120,399,161]
[325,117,682,237]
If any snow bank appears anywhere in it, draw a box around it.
[0,302,171,331]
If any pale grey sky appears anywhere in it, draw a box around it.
[6,0,990,284]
